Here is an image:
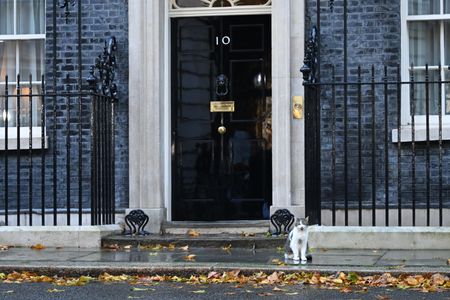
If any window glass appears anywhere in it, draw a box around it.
[411,70,440,115]
[0,41,17,81]
[0,85,42,127]
[445,70,450,114]
[445,21,450,65]
[409,0,440,15]
[409,21,440,66]
[19,40,44,80]
[0,0,14,35]
[17,0,45,34]
[445,0,450,13]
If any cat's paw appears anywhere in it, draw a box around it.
[293,257,300,262]
[301,256,307,262]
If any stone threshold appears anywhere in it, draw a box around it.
[161,220,270,235]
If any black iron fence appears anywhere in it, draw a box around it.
[0,72,116,226]
[303,64,450,227]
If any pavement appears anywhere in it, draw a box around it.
[0,245,448,276]
[2,281,450,300]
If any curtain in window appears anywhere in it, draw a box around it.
[0,0,14,35]
[0,42,16,81]
[17,0,45,34]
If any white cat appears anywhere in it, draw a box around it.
[284,217,309,262]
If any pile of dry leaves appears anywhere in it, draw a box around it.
[0,271,449,293]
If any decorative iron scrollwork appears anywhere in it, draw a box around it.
[300,26,318,84]
[270,209,295,235]
[123,209,150,236]
[60,0,76,21]
[329,0,334,12]
[87,36,118,101]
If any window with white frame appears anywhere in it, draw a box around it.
[402,0,450,124]
[0,0,45,134]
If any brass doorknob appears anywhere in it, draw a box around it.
[218,126,227,135]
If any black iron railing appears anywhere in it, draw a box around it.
[303,64,450,226]
[0,73,116,226]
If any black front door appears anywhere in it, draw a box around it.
[171,15,271,221]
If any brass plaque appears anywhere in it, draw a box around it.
[210,101,235,112]
[293,96,303,119]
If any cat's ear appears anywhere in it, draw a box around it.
[305,216,309,224]
[295,217,300,223]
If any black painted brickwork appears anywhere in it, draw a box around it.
[0,0,128,215]
[306,0,450,209]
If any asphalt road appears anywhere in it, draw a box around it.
[0,282,449,300]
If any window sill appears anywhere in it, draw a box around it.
[0,127,48,150]
[392,125,450,143]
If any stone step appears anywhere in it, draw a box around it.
[161,220,270,235]
[102,233,285,249]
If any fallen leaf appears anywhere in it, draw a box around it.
[285,292,298,295]
[431,274,445,286]
[179,245,189,251]
[131,287,155,291]
[0,245,9,251]
[267,272,281,284]
[222,244,232,251]
[265,232,272,237]
[224,292,236,295]
[123,245,132,250]
[271,259,286,266]
[375,295,390,300]
[127,296,143,299]
[103,244,119,250]
[3,290,14,294]
[258,292,273,296]
[207,271,220,279]
[148,252,158,256]
[447,259,450,265]
[405,276,419,286]
[184,254,196,261]
[273,287,287,292]
[241,232,255,237]
[191,290,206,294]
[340,286,352,293]
[47,288,64,293]
[388,265,405,270]
[78,276,94,283]
[0,273,6,280]
[188,229,200,237]
[168,243,176,250]
[30,244,45,250]
[142,244,163,251]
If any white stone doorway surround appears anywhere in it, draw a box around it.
[128,0,305,233]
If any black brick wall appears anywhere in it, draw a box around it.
[0,0,128,216]
[306,0,450,209]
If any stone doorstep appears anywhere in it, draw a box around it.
[102,233,286,249]
[105,226,450,250]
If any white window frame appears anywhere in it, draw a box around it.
[0,0,46,150]
[397,0,450,142]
